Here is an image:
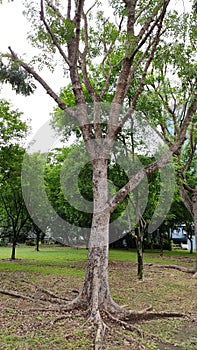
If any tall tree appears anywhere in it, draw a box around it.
[177,131,197,270]
[1,1,197,348]
[0,145,31,259]
[0,100,29,258]
[136,6,197,271]
[21,152,55,250]
[0,99,27,147]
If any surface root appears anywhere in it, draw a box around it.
[0,287,187,350]
[146,263,195,274]
[21,278,70,301]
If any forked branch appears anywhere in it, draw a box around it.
[40,0,71,67]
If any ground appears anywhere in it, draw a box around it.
[0,247,197,349]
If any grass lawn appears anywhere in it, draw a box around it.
[0,245,196,349]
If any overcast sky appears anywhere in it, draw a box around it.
[0,0,192,138]
[0,0,66,137]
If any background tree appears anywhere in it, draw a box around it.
[21,152,56,251]
[0,99,28,147]
[0,100,29,258]
[44,146,92,246]
[136,7,197,271]
[44,145,130,246]
[0,145,31,259]
[177,130,197,267]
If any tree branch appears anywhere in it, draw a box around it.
[99,64,113,100]
[136,0,169,44]
[40,0,71,67]
[106,94,197,214]
[8,47,76,119]
[114,14,166,137]
[179,188,193,215]
[79,10,98,101]
[172,95,197,156]
[45,0,65,21]
[67,0,71,19]
[71,0,85,65]
[184,123,196,173]
[125,37,153,96]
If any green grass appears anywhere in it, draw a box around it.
[0,245,88,262]
[0,245,88,276]
[0,245,195,277]
[0,332,91,350]
[109,247,195,265]
[0,245,195,264]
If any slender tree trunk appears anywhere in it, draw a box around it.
[188,235,193,254]
[80,158,111,311]
[192,187,197,272]
[36,232,40,252]
[160,232,164,257]
[11,235,17,260]
[136,228,143,280]
[168,230,172,251]
[150,234,154,250]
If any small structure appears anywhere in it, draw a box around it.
[171,225,187,246]
[26,231,36,246]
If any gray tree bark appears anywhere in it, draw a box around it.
[192,186,197,272]
[81,158,111,311]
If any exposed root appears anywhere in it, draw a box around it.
[80,309,108,350]
[95,316,106,350]
[146,263,195,274]
[106,296,153,320]
[51,311,86,325]
[105,297,185,322]
[24,307,62,312]
[60,293,87,312]
[83,300,183,350]
[0,288,37,301]
[192,271,197,278]
[0,285,187,350]
[0,287,70,306]
[89,310,107,350]
[124,309,186,322]
[104,310,143,337]
[21,279,71,301]
[0,284,86,313]
[72,289,80,294]
[0,286,186,322]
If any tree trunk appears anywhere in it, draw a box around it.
[160,232,164,257]
[81,244,110,311]
[11,238,17,260]
[192,187,197,272]
[188,235,193,254]
[36,232,40,252]
[80,158,111,311]
[136,228,143,280]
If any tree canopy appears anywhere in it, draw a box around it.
[0,99,27,147]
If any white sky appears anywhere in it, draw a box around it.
[0,0,192,138]
[0,0,66,137]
